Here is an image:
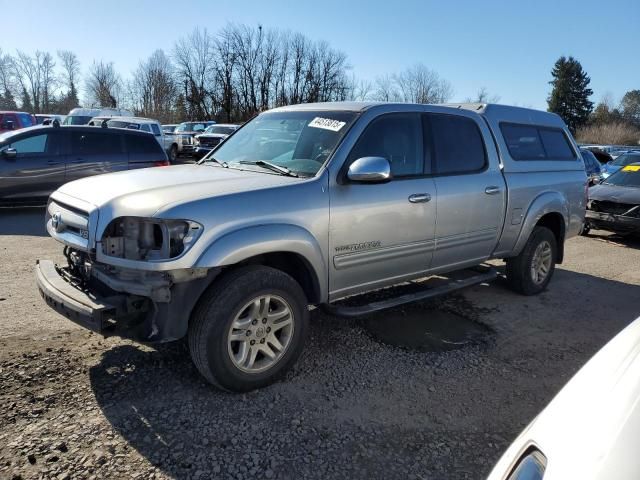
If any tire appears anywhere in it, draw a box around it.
[169,144,178,162]
[506,226,557,296]
[188,265,309,392]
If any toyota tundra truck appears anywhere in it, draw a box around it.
[35,102,586,392]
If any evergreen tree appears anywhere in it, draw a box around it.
[20,88,33,112]
[620,90,640,126]
[3,89,17,110]
[174,93,187,122]
[547,56,593,133]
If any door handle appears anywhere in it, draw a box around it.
[408,193,432,203]
[485,186,501,195]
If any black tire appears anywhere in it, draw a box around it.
[188,265,309,392]
[506,226,557,296]
[169,144,178,162]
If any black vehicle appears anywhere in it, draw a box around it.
[0,123,169,205]
[586,148,613,164]
[585,163,640,235]
[580,148,603,185]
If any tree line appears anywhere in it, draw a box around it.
[0,24,456,124]
[547,56,640,145]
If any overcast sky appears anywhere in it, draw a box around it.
[2,0,638,109]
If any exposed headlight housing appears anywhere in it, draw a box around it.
[101,217,203,261]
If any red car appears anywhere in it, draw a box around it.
[0,111,36,133]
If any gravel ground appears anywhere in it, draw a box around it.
[1,207,640,480]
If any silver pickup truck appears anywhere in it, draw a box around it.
[36,102,586,392]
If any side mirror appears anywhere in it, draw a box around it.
[347,156,392,183]
[2,148,17,159]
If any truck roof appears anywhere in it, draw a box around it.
[271,102,566,128]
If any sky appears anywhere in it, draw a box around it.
[2,0,638,110]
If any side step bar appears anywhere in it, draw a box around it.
[321,267,497,318]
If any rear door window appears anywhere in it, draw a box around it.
[429,114,487,174]
[150,124,161,136]
[125,133,163,155]
[71,131,123,155]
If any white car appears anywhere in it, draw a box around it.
[63,107,133,126]
[488,317,640,480]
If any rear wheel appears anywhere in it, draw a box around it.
[506,226,557,295]
[188,266,309,392]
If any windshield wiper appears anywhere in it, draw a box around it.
[239,160,298,177]
[198,155,228,168]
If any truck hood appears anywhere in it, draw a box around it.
[56,164,300,217]
[589,183,640,204]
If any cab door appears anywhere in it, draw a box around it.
[427,113,506,271]
[0,130,67,202]
[329,112,437,300]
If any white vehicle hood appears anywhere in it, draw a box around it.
[55,164,300,218]
[488,317,640,479]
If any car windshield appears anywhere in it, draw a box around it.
[162,125,176,133]
[176,122,208,133]
[204,125,236,135]
[611,153,640,166]
[63,115,93,125]
[212,111,358,177]
[108,120,139,129]
[603,165,640,187]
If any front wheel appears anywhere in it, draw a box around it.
[506,226,557,295]
[188,266,309,392]
[168,144,178,162]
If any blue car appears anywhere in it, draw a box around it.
[580,148,603,185]
[601,151,640,178]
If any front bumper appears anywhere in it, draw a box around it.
[36,260,123,334]
[36,259,220,343]
[585,210,640,233]
[193,147,212,159]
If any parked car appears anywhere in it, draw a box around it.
[162,124,177,134]
[585,147,613,164]
[35,114,65,125]
[173,121,216,156]
[35,102,585,392]
[0,123,168,205]
[0,111,36,133]
[193,123,239,159]
[600,151,640,178]
[103,116,165,150]
[584,163,640,235]
[63,107,133,126]
[580,148,603,185]
[487,316,640,480]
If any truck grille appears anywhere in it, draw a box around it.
[199,137,221,148]
[46,200,91,250]
[590,200,640,217]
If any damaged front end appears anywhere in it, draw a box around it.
[586,200,640,234]
[37,200,218,343]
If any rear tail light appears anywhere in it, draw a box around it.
[154,160,170,167]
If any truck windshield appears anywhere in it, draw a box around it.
[213,111,358,177]
[63,116,93,125]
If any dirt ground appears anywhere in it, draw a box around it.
[1,207,640,480]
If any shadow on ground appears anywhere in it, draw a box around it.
[88,266,640,479]
[0,207,47,236]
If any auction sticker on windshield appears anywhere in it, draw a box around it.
[623,165,640,172]
[308,117,346,132]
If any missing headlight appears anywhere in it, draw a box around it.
[101,217,202,261]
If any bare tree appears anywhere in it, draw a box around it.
[0,49,18,109]
[12,50,58,113]
[394,63,452,104]
[373,74,401,102]
[86,60,121,107]
[173,28,216,119]
[465,86,500,103]
[345,75,373,101]
[130,50,177,122]
[57,50,81,111]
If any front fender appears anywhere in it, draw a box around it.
[195,224,327,301]
[512,191,569,256]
